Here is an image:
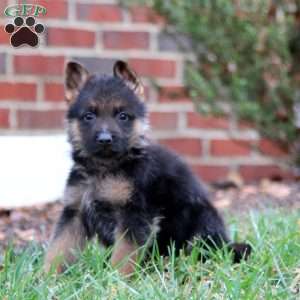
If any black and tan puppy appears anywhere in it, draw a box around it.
[44,60,251,274]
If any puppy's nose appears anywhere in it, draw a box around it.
[96,132,112,145]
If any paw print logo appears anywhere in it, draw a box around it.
[4,16,45,47]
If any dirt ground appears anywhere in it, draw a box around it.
[0,180,299,251]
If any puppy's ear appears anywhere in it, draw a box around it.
[65,61,89,104]
[113,60,144,97]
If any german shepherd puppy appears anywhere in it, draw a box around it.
[44,60,251,275]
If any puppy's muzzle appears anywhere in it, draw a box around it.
[96,131,113,145]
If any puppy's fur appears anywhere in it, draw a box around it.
[44,60,251,274]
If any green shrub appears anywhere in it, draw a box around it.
[125,0,300,162]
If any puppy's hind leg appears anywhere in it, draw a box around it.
[44,206,87,273]
[192,203,252,262]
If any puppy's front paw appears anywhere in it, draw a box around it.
[111,235,138,276]
[43,254,65,274]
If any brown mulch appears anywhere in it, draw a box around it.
[212,180,300,212]
[0,202,61,252]
[0,180,299,251]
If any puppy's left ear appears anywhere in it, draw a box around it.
[65,61,89,104]
[113,60,144,97]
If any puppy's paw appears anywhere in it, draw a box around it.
[43,256,64,274]
[229,242,252,263]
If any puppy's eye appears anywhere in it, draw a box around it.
[83,112,96,122]
[118,112,130,122]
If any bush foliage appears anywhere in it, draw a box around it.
[126,0,300,155]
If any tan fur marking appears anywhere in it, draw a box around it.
[134,119,149,135]
[44,216,86,273]
[136,83,144,98]
[68,119,80,135]
[65,89,78,103]
[129,119,150,149]
[111,233,138,276]
[68,120,83,152]
[63,184,86,207]
[109,99,124,109]
[95,99,123,113]
[96,175,133,205]
[88,100,97,110]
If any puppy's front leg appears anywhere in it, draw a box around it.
[44,206,87,273]
[111,231,138,276]
[111,204,157,276]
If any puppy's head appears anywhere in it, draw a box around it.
[65,60,148,160]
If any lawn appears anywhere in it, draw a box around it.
[0,209,299,300]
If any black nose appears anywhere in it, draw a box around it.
[96,132,113,145]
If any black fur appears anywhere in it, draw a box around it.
[53,206,78,239]
[67,168,87,186]
[47,61,251,271]
[78,143,230,252]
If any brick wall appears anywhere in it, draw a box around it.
[0,0,292,182]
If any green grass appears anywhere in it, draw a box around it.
[1,209,299,300]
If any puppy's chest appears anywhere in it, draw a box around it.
[87,174,134,206]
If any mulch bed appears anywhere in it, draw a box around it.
[0,180,299,251]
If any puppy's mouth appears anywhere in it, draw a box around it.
[94,149,117,158]
[92,145,124,159]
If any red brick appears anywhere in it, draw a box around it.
[14,55,64,75]
[77,4,122,22]
[158,85,191,103]
[0,25,10,44]
[187,112,229,129]
[0,0,8,13]
[259,139,287,157]
[159,138,202,156]
[191,165,229,182]
[238,120,255,130]
[47,27,95,47]
[17,109,65,129]
[0,109,9,128]
[149,112,178,129]
[210,139,252,156]
[128,59,176,78]
[240,165,293,181]
[17,0,68,19]
[103,31,149,50]
[0,82,36,101]
[44,82,64,102]
[130,6,165,24]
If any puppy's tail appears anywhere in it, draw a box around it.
[228,242,252,263]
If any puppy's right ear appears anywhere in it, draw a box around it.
[65,61,89,104]
[113,60,144,97]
